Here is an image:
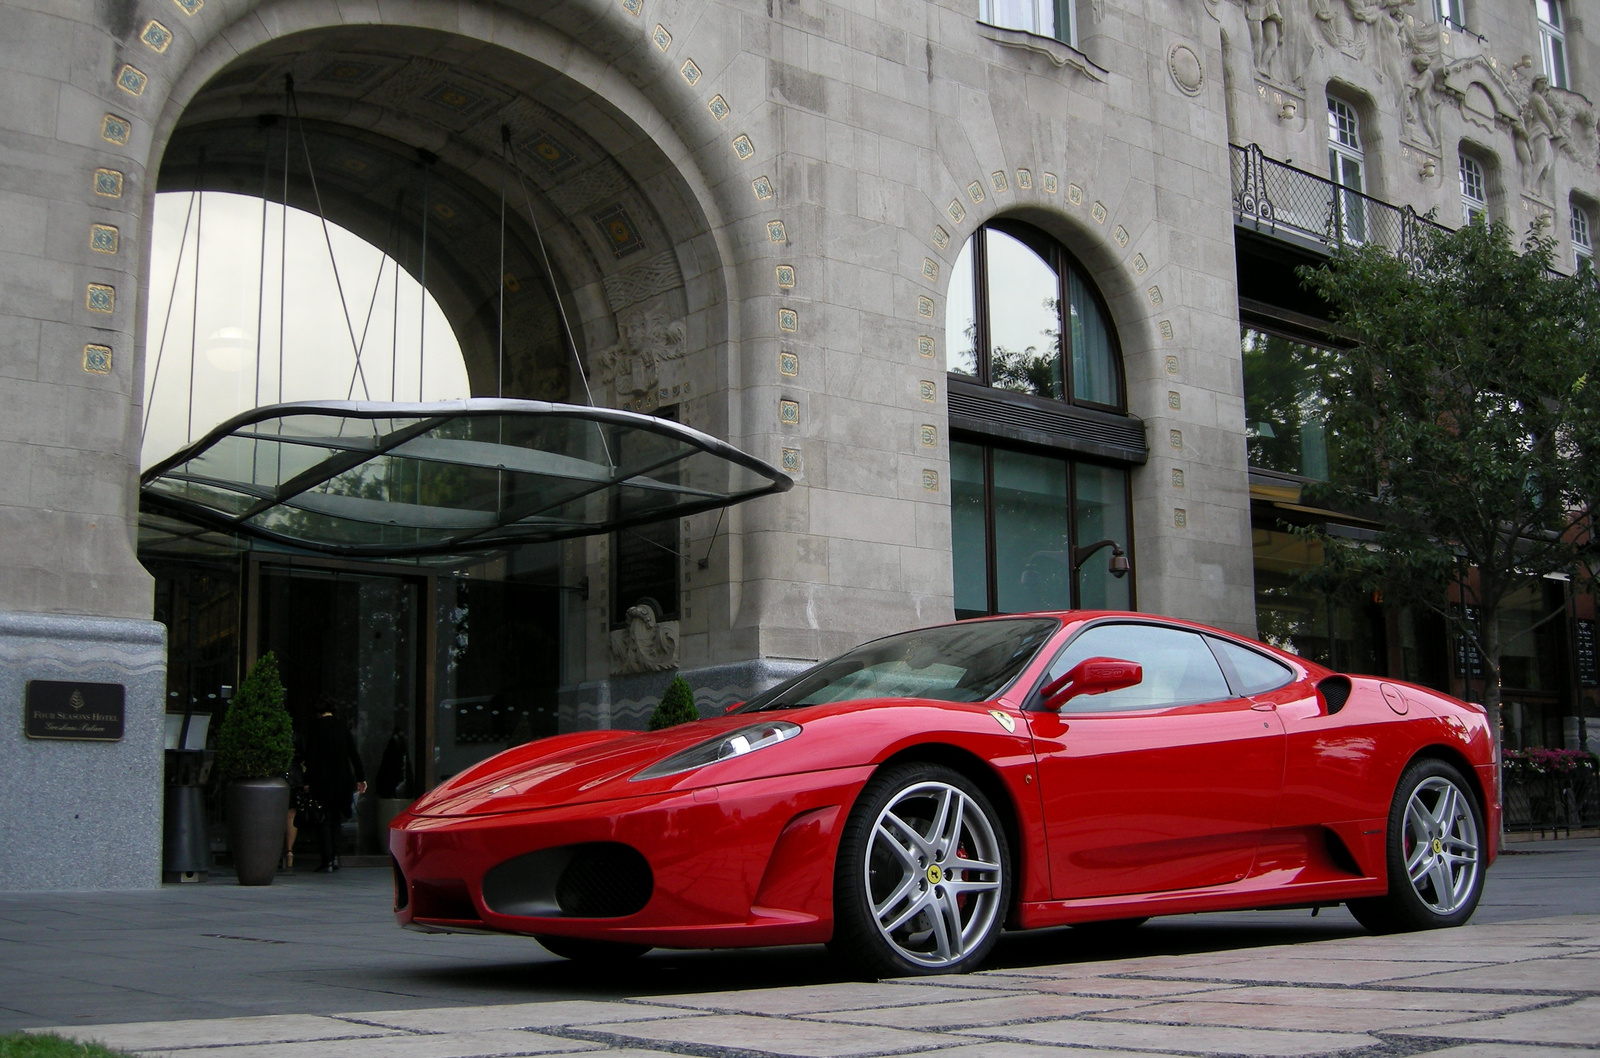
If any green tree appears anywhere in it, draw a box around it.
[215,651,295,781]
[647,675,700,730]
[1298,219,1600,738]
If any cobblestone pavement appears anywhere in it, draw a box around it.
[8,840,1599,1057]
[29,913,1600,1057]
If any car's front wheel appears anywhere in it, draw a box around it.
[831,762,1010,978]
[1347,757,1485,934]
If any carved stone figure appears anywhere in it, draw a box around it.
[1344,0,1379,59]
[1309,0,1350,48]
[609,603,680,674]
[1246,0,1284,78]
[1281,0,1318,87]
[591,300,687,407]
[1404,51,1444,147]
[1515,76,1558,199]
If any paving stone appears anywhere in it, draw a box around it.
[1387,996,1600,1045]
[1133,957,1482,985]
[580,1013,970,1056]
[966,975,1243,999]
[956,1019,1381,1055]
[338,1002,692,1032]
[1384,956,1600,992]
[1182,984,1564,1014]
[1415,1046,1600,1058]
[913,1045,1158,1058]
[32,1014,400,1051]
[801,992,1151,1028]
[134,1029,600,1058]
[645,981,1022,1014]
[1089,997,1483,1032]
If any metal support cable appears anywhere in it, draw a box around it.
[187,152,204,445]
[140,188,198,441]
[287,74,371,402]
[508,135,613,469]
[498,127,508,399]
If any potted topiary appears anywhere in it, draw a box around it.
[647,675,700,730]
[215,652,294,885]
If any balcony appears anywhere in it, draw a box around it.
[1231,143,1450,259]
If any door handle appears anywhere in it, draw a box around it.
[1250,701,1277,711]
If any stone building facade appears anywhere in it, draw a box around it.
[2,0,1598,889]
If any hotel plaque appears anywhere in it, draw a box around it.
[25,680,125,741]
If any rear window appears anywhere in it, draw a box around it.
[1209,637,1295,695]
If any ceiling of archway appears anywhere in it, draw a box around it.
[160,25,701,407]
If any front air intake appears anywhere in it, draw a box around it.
[482,842,653,919]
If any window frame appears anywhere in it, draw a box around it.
[1538,0,1569,89]
[1327,97,1368,242]
[952,439,1135,620]
[1571,201,1593,271]
[978,0,1077,47]
[1459,152,1488,225]
[948,221,1127,415]
[1433,0,1466,30]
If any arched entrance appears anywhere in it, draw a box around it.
[137,14,749,866]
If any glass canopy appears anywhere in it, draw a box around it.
[140,400,793,557]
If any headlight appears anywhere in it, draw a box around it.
[630,721,801,781]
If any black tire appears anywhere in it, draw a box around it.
[831,762,1011,978]
[1347,757,1485,934]
[534,934,651,963]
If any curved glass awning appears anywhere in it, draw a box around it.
[140,400,792,558]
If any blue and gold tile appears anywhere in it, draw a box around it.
[82,345,113,374]
[85,284,115,314]
[777,307,798,332]
[708,94,730,121]
[89,225,119,254]
[93,169,123,197]
[140,20,172,51]
[100,114,131,145]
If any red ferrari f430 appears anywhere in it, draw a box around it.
[391,612,1496,977]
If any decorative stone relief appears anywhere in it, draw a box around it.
[592,299,687,409]
[1168,43,1205,96]
[610,603,679,674]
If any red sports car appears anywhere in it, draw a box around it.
[390,612,1497,977]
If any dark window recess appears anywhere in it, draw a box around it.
[612,405,681,627]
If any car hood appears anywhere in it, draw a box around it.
[405,699,977,818]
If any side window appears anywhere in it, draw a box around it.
[1042,624,1232,711]
[1208,637,1295,696]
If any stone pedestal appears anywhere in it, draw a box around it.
[0,612,166,891]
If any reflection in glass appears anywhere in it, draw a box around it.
[1253,526,1385,673]
[986,229,1063,400]
[1069,269,1117,406]
[1242,327,1333,479]
[951,443,989,619]
[993,449,1070,614]
[946,240,978,377]
[1073,463,1131,609]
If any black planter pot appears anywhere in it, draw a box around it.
[226,778,289,886]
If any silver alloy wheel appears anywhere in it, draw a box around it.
[1402,774,1480,915]
[864,780,1004,969]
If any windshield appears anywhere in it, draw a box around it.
[734,617,1060,712]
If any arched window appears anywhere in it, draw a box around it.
[1459,153,1488,225]
[945,223,1123,410]
[1327,97,1367,242]
[945,221,1134,618]
[1571,200,1593,271]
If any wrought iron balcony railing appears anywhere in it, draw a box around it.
[1231,143,1450,258]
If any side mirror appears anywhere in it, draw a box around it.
[1040,656,1143,711]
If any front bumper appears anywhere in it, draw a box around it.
[391,765,873,948]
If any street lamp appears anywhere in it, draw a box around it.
[1072,538,1130,578]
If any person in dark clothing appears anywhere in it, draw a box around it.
[305,696,366,873]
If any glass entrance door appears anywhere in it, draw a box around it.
[253,561,429,856]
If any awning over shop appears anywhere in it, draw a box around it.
[140,400,792,558]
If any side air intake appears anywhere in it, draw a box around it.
[1318,675,1352,715]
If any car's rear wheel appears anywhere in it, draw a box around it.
[1347,757,1484,934]
[534,935,651,963]
[831,762,1010,978]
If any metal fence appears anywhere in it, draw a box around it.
[1503,765,1600,833]
[1230,143,1450,260]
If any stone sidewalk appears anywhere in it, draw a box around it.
[33,912,1600,1057]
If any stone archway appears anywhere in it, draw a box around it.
[155,21,724,421]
